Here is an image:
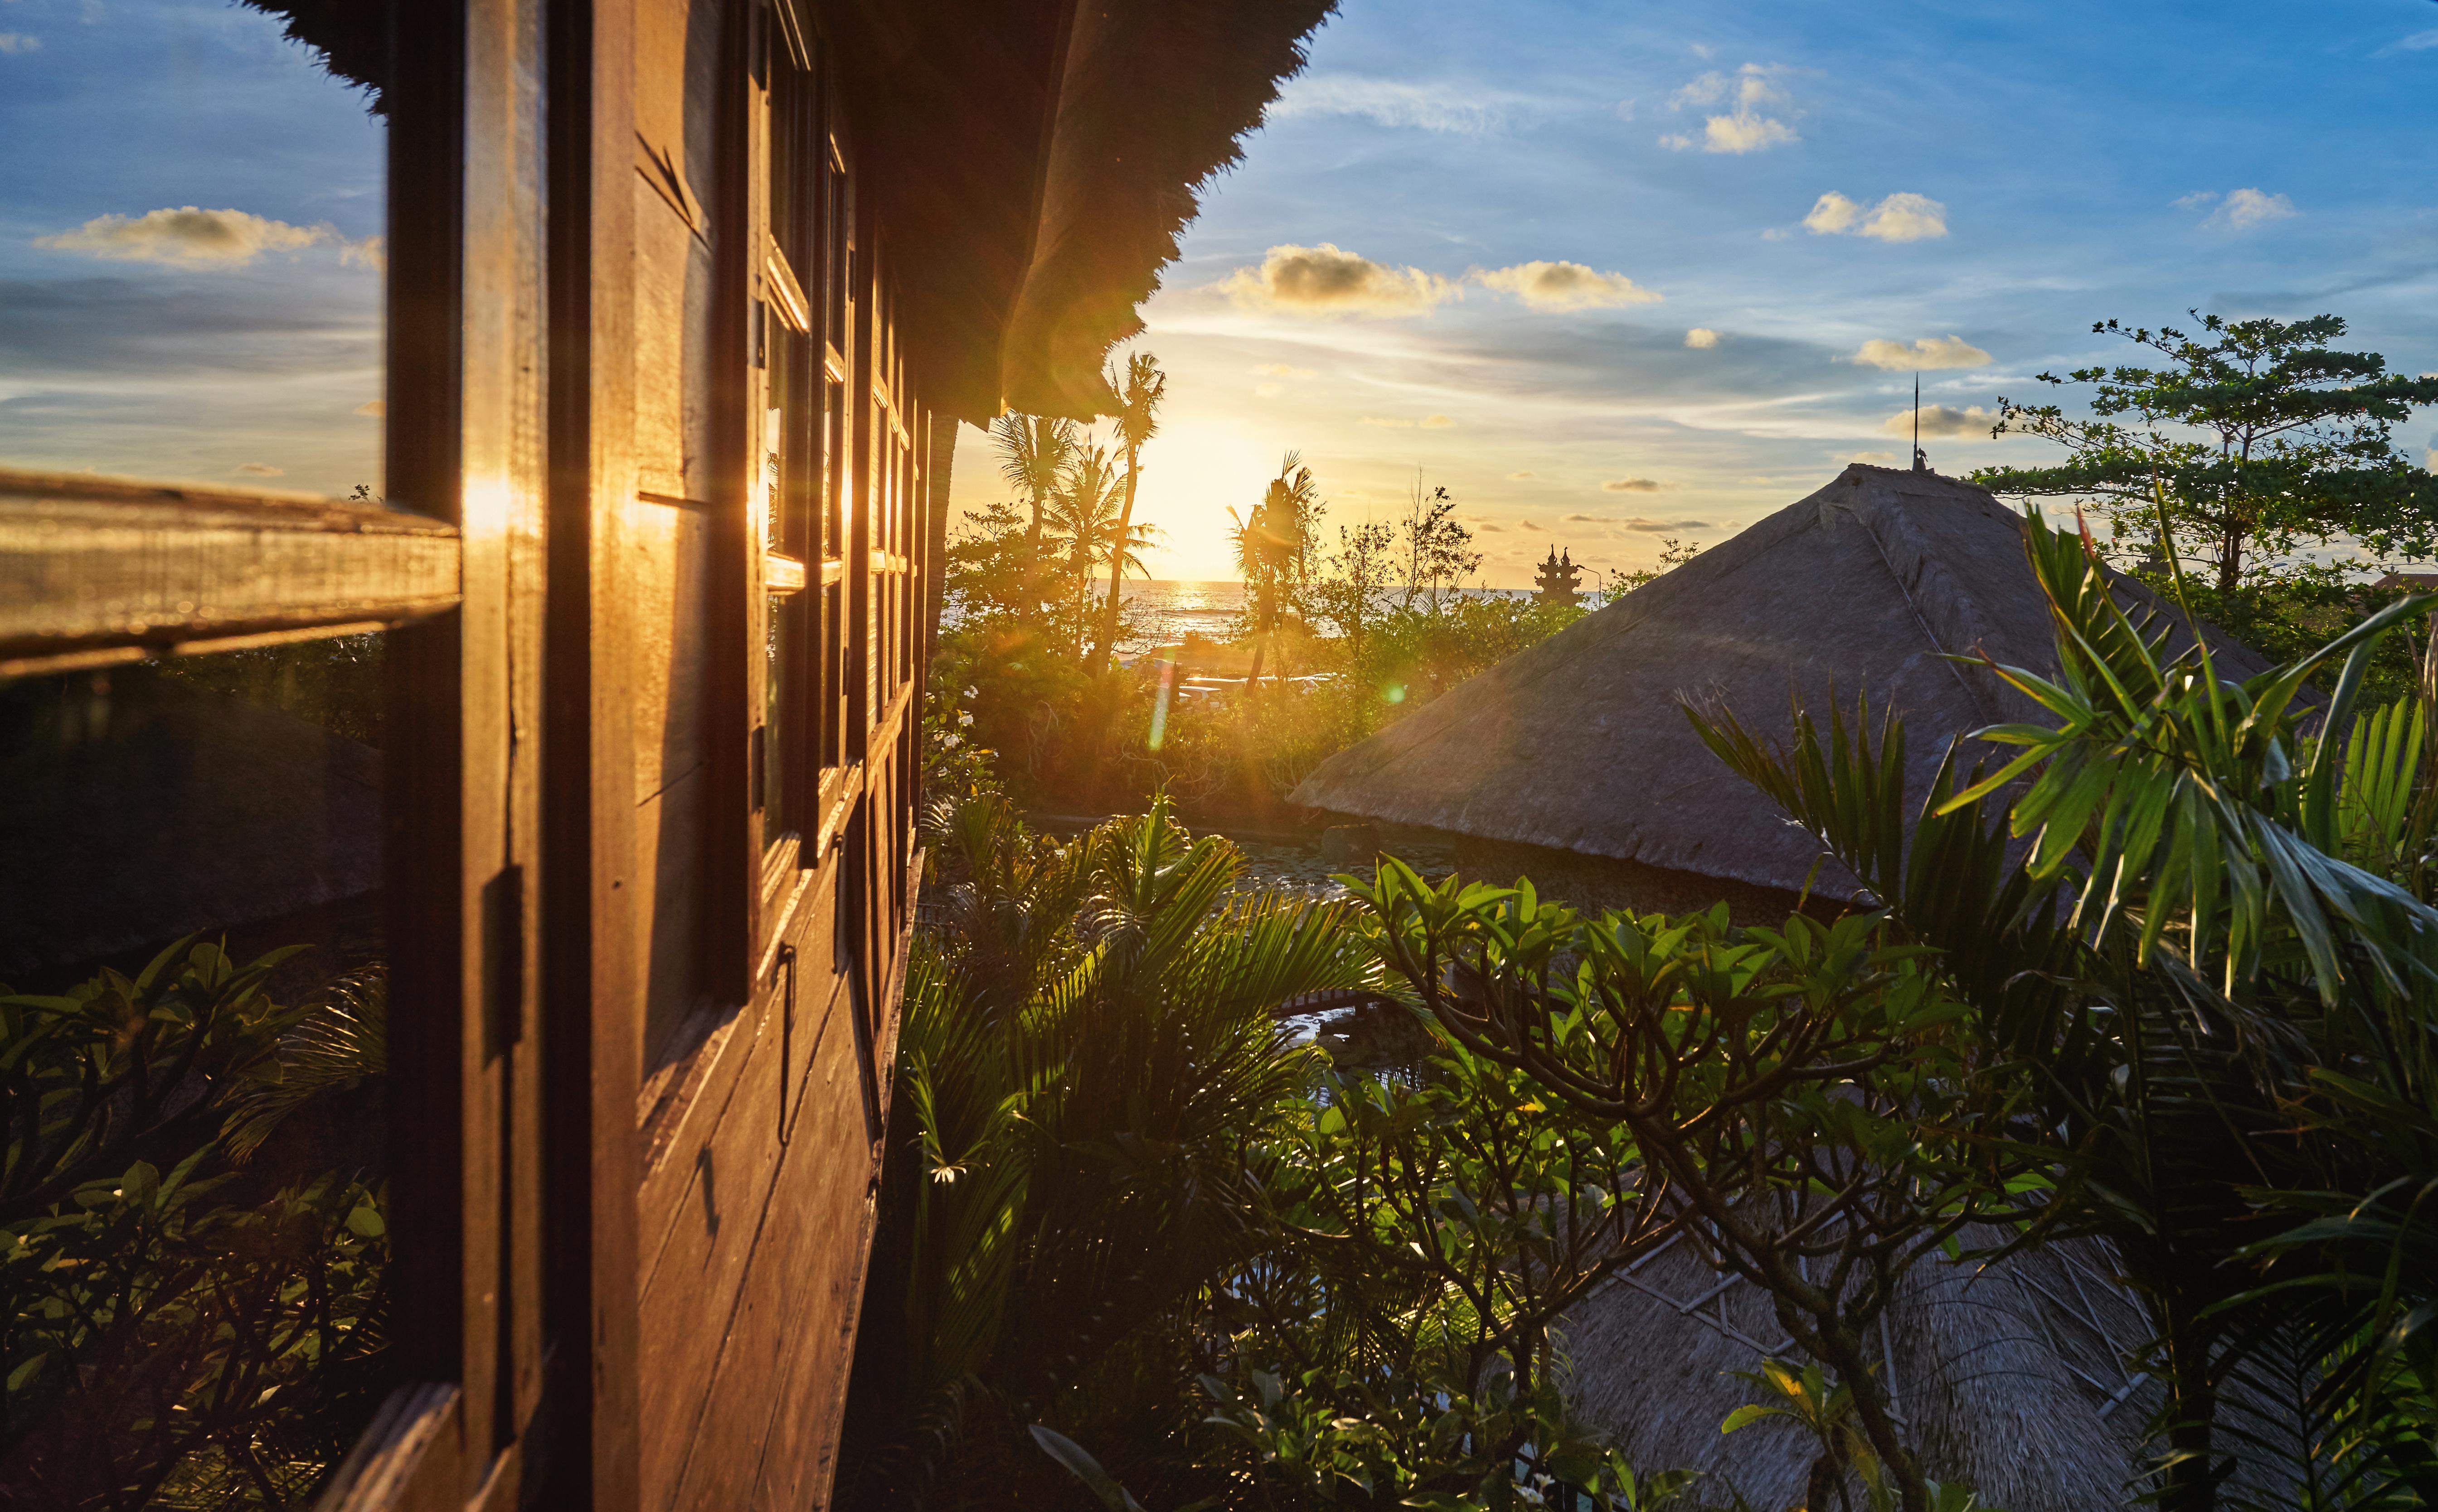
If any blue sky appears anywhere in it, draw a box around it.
[0,0,386,497]
[955,0,2438,586]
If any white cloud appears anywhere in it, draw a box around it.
[2172,190,2219,211]
[1661,63,1798,154]
[1270,75,1513,134]
[1803,192,1861,234]
[1251,363,1316,378]
[1883,404,2004,440]
[1852,334,1991,370]
[1218,242,1461,318]
[1684,327,1720,349]
[0,33,40,53]
[234,462,284,476]
[1472,259,1661,311]
[1834,450,1899,465]
[2204,187,2297,231]
[34,206,379,269]
[1804,191,1947,242]
[2388,27,2438,51]
[1602,477,1666,492]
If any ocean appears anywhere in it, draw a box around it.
[1113,580,1541,653]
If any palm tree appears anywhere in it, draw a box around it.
[1231,452,1318,691]
[993,412,1076,564]
[1089,352,1166,674]
[1044,443,1127,659]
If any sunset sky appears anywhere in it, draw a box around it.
[951,0,2438,588]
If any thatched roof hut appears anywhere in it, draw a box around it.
[1562,1226,2161,1509]
[1291,465,2279,911]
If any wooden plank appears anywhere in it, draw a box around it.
[750,851,923,1512]
[624,497,716,806]
[541,0,645,1499]
[634,984,790,1510]
[0,470,460,671]
[313,1381,464,1512]
[683,976,871,1512]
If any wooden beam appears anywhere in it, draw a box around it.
[0,468,460,676]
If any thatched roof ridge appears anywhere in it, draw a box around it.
[1290,465,2278,901]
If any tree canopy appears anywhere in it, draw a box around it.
[1971,312,2438,590]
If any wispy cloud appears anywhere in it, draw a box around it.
[35,206,380,269]
[1601,477,1666,492]
[1472,259,1661,310]
[2203,187,2297,232]
[2380,27,2438,54]
[1359,414,1457,429]
[1659,63,1799,154]
[234,461,283,476]
[1803,191,1948,242]
[1883,404,2003,440]
[1852,334,1990,369]
[1684,327,1720,348]
[0,33,41,54]
[1218,242,1462,318]
[1507,470,1537,480]
[1270,74,1518,134]
[1251,363,1316,378]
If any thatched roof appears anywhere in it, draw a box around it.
[1291,465,2279,902]
[251,0,1336,423]
[1564,1226,2159,1509]
[815,0,1336,421]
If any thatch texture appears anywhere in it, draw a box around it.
[1563,1226,2157,1510]
[817,0,1335,422]
[1292,465,2279,903]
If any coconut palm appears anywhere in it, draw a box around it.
[993,412,1078,564]
[1044,442,1129,658]
[1089,352,1167,674]
[1231,453,1320,691]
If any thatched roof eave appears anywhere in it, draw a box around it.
[815,0,1336,423]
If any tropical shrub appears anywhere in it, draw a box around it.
[1691,509,2438,1510]
[0,940,391,1509]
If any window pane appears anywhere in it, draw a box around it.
[0,2,390,497]
[2,3,395,1499]
[0,641,393,1503]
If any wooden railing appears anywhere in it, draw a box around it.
[0,467,462,678]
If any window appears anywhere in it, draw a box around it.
[0,5,407,1498]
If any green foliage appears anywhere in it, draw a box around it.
[1342,867,2022,1512]
[878,798,1373,1453]
[1689,507,2438,1510]
[1,939,391,1508]
[1190,1365,1692,1511]
[1972,312,2438,590]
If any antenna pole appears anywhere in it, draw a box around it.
[1912,373,1927,472]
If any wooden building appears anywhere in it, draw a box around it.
[0,1,1327,1507]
